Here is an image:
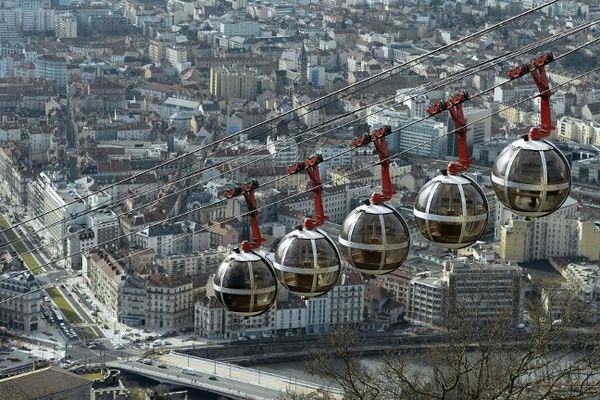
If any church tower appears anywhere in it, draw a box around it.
[298,42,308,87]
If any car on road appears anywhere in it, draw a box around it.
[238,336,248,341]
[181,367,198,376]
[114,344,124,350]
[284,331,295,337]
[209,376,218,381]
[262,333,272,338]
[44,297,51,303]
[138,359,153,365]
[157,363,168,369]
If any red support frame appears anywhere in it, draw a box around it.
[426,91,471,175]
[508,52,554,140]
[288,154,326,229]
[224,179,264,252]
[352,125,395,205]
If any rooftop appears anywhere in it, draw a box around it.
[147,273,192,288]
[0,367,92,400]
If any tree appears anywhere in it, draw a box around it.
[286,287,600,400]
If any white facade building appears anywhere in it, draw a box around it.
[367,104,447,157]
[562,262,600,322]
[409,260,523,328]
[266,135,300,167]
[135,221,199,256]
[0,272,42,332]
[556,116,600,146]
[219,21,260,37]
[165,45,187,66]
[154,248,227,275]
[146,273,194,330]
[282,184,371,225]
[27,172,90,257]
[35,55,67,89]
[306,272,364,334]
[408,272,447,326]
[55,12,77,38]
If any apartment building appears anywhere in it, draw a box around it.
[195,296,304,339]
[561,262,600,322]
[28,174,114,260]
[55,12,77,38]
[305,272,364,334]
[499,210,600,263]
[377,268,414,306]
[556,116,600,145]
[0,272,42,332]
[35,55,67,89]
[85,250,126,314]
[154,248,227,275]
[135,221,199,256]
[408,271,447,326]
[146,273,194,330]
[117,275,146,327]
[209,66,261,101]
[408,259,523,328]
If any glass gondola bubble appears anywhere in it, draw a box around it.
[274,227,341,298]
[338,126,410,275]
[273,155,341,298]
[413,91,489,249]
[214,249,277,317]
[414,173,489,249]
[212,180,277,316]
[491,53,570,218]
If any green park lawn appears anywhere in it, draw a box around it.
[46,287,82,324]
[0,214,42,274]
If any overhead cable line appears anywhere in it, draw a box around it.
[5,61,597,306]
[2,39,597,291]
[1,20,595,253]
[0,0,562,236]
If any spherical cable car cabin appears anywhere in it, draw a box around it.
[413,91,489,249]
[491,53,571,217]
[213,180,278,316]
[273,155,341,298]
[338,126,410,275]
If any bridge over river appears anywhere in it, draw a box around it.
[108,352,341,400]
